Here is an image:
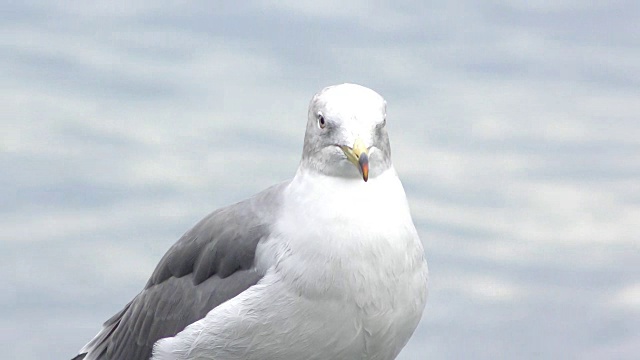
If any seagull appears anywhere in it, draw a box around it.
[74,83,429,360]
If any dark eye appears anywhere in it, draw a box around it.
[318,114,326,129]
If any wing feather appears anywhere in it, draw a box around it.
[76,182,287,360]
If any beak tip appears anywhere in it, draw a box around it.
[359,152,369,182]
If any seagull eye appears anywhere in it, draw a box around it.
[318,114,326,129]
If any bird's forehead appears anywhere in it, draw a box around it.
[314,85,386,121]
[317,85,384,107]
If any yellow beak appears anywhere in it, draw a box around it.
[340,138,369,182]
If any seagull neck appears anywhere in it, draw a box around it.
[290,165,401,196]
[296,159,392,183]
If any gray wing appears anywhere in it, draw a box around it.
[75,182,288,360]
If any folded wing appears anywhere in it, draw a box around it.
[75,182,287,360]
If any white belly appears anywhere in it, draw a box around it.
[153,265,427,360]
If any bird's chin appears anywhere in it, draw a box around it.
[314,145,376,181]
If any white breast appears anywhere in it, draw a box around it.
[259,167,429,358]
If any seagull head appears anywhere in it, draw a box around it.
[301,83,392,182]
